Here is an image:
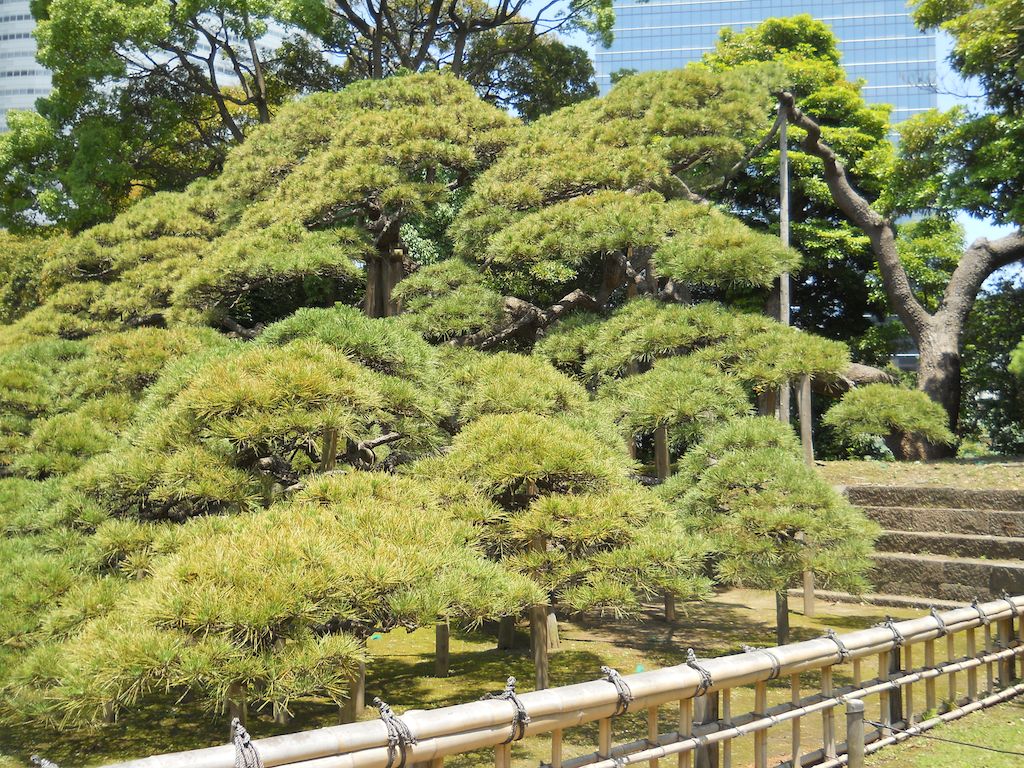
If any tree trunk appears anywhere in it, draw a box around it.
[339,660,366,723]
[102,701,116,724]
[273,638,291,725]
[497,616,516,650]
[530,604,550,690]
[912,334,961,458]
[775,590,790,646]
[434,622,450,678]
[663,591,676,622]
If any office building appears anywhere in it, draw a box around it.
[594,0,939,123]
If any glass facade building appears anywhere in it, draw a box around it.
[594,0,939,123]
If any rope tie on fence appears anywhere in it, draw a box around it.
[824,628,851,662]
[972,598,991,626]
[930,606,948,636]
[374,697,418,768]
[742,645,781,679]
[30,756,59,768]
[483,677,530,742]
[601,666,634,716]
[231,718,263,768]
[686,648,713,695]
[882,616,905,648]
[1000,591,1018,625]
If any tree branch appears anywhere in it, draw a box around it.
[452,290,598,350]
[941,230,1024,326]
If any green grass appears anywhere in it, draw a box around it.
[819,458,1024,490]
[866,699,1024,768]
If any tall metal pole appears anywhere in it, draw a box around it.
[778,103,791,423]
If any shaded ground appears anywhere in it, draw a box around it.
[820,458,1024,490]
[0,589,940,768]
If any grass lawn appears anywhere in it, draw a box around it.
[819,458,1024,490]
[2,588,1006,768]
[866,698,1024,767]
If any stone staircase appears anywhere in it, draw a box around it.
[846,485,1024,603]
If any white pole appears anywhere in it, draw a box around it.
[778,103,791,424]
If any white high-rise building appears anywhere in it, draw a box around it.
[0,0,51,131]
[0,4,291,132]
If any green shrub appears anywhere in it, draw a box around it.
[822,384,955,452]
[1010,337,1024,378]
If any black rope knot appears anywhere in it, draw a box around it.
[231,718,263,768]
[686,648,713,695]
[972,598,991,626]
[601,666,634,716]
[825,629,851,662]
[374,697,418,768]
[883,616,905,648]
[483,676,530,743]
[930,607,948,636]
[742,645,781,679]
[1000,591,1018,623]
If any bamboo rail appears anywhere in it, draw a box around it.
[103,595,1024,768]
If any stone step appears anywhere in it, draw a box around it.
[878,530,1024,560]
[871,552,1024,603]
[863,506,1024,537]
[844,484,1024,512]
[786,589,961,612]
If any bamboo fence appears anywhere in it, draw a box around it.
[103,594,1024,768]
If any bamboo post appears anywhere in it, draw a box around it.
[947,632,957,706]
[924,639,937,714]
[795,532,814,619]
[648,706,660,768]
[273,638,291,725]
[721,688,732,768]
[821,666,835,759]
[320,427,338,471]
[494,743,511,768]
[903,642,915,725]
[853,657,862,687]
[598,717,612,759]
[654,425,671,481]
[435,623,450,678]
[998,617,1014,684]
[227,681,247,738]
[967,628,978,701]
[778,104,791,426]
[547,608,561,650]
[878,652,891,737]
[531,603,550,690]
[694,692,719,768]
[753,682,768,768]
[846,700,866,768]
[102,701,116,724]
[678,697,693,768]
[984,621,994,695]
[551,729,563,768]
[889,646,904,726]
[790,674,801,768]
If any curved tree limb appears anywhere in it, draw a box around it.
[453,289,598,350]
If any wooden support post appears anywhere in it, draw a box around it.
[678,698,693,768]
[790,674,801,768]
[340,661,365,723]
[227,681,247,738]
[102,701,116,724]
[821,666,835,759]
[694,692,719,768]
[878,652,891,737]
[648,706,660,768]
[775,590,790,646]
[795,532,814,619]
[435,622,450,678]
[984,622,994,695]
[753,682,768,768]
[924,639,937,714]
[654,425,671,481]
[664,591,676,622]
[547,608,560,650]
[846,699,865,768]
[853,657,862,687]
[320,427,338,471]
[798,374,814,465]
[889,646,903,726]
[494,743,511,768]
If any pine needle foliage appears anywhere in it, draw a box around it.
[392,259,506,341]
[659,417,878,594]
[822,384,955,447]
